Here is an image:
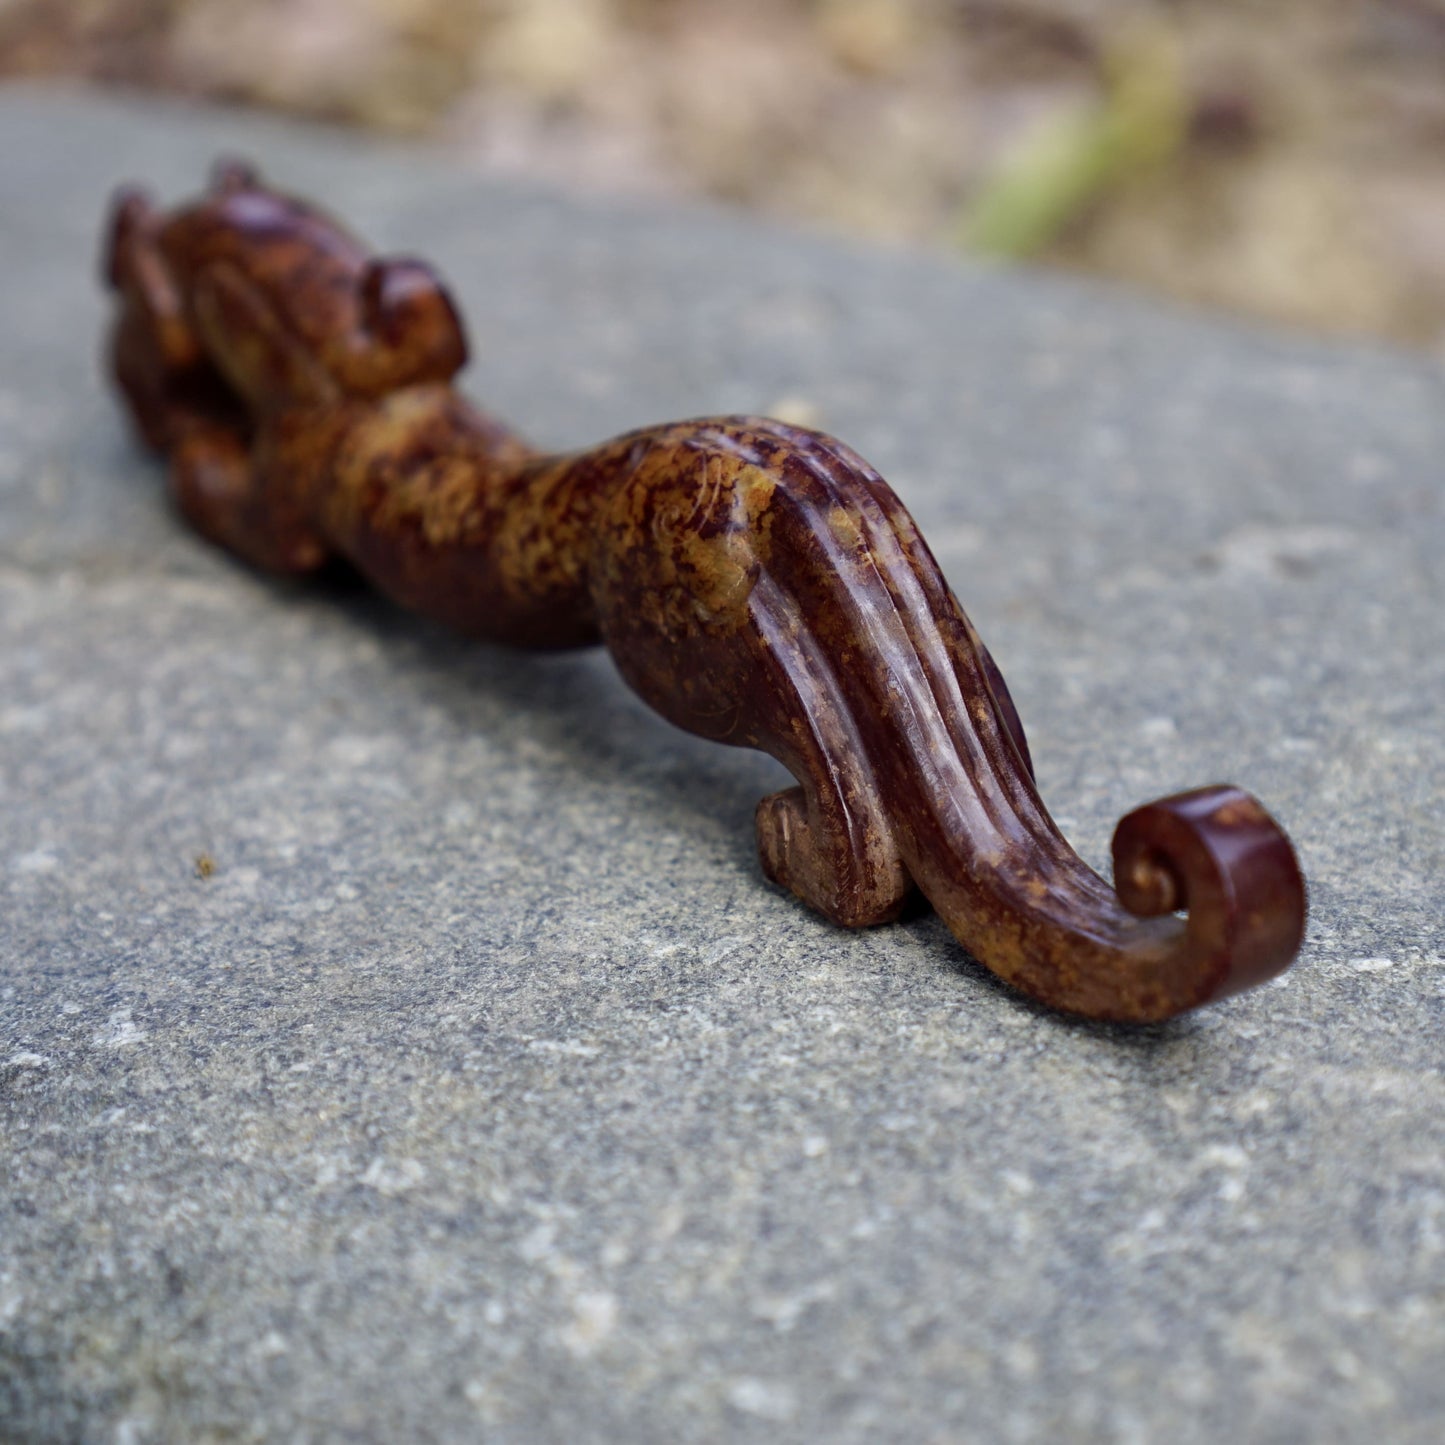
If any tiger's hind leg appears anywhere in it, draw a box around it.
[745,577,914,929]
[593,551,912,927]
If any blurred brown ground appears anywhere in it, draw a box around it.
[7,0,1445,351]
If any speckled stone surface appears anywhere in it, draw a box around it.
[1,85,1442,1444]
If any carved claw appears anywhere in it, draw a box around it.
[100,168,1308,1023]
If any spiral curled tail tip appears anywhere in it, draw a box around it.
[1113,783,1307,1003]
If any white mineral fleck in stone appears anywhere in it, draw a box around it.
[727,1378,798,1422]
[359,1158,427,1196]
[91,1009,146,1049]
[560,1291,617,1358]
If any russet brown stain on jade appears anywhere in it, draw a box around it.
[101,162,1307,1024]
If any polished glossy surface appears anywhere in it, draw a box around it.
[102,164,1306,1022]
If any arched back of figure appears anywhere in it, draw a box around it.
[102,161,1307,1023]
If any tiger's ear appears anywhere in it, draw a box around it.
[358,256,468,382]
[211,157,261,194]
[103,186,155,289]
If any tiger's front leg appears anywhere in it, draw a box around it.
[165,414,330,575]
[104,189,330,575]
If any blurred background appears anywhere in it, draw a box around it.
[6,0,1445,351]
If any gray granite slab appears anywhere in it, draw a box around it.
[1,84,1442,1443]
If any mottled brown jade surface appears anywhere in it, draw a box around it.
[102,163,1307,1023]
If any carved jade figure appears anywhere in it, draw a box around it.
[101,163,1306,1022]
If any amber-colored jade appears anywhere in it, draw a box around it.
[101,163,1306,1023]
